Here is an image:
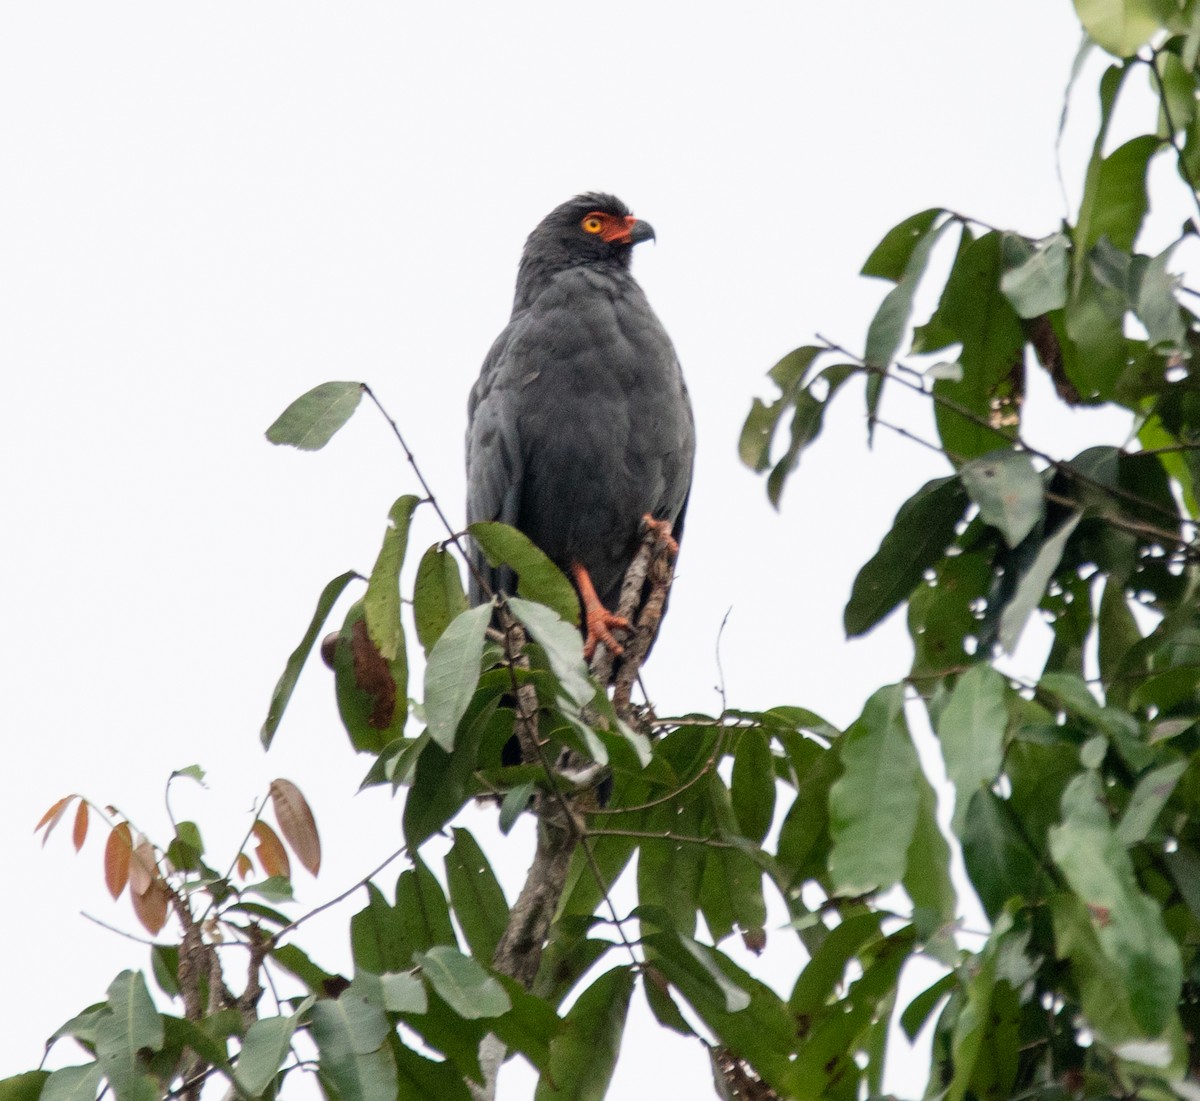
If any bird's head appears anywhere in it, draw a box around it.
[514,193,655,309]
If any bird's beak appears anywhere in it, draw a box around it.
[603,216,656,246]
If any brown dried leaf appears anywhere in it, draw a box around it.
[35,795,75,845]
[270,779,321,876]
[351,616,396,728]
[236,852,253,880]
[72,801,89,852]
[252,820,291,880]
[130,839,157,896]
[131,873,169,935]
[105,823,133,899]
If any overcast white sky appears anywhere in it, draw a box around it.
[1,3,1148,1097]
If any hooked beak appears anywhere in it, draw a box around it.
[603,215,656,246]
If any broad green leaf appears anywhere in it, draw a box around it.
[904,768,957,934]
[350,883,408,974]
[1048,771,1183,1034]
[928,232,1026,461]
[413,544,468,655]
[677,935,752,1013]
[36,1067,95,1101]
[236,1000,312,1096]
[1136,241,1187,350]
[416,946,510,1019]
[423,603,492,751]
[845,476,968,637]
[489,976,564,1074]
[350,969,429,1015]
[444,827,509,963]
[730,729,775,844]
[864,216,957,369]
[900,972,956,1041]
[266,380,364,450]
[1074,0,1163,56]
[470,522,579,625]
[788,911,883,1016]
[396,857,458,955]
[637,798,706,937]
[262,570,358,748]
[1098,576,1142,690]
[959,450,1044,548]
[861,208,946,280]
[937,665,1008,835]
[998,513,1082,653]
[392,1043,472,1101]
[508,596,593,709]
[1115,759,1188,846]
[829,685,921,894]
[95,972,163,1101]
[332,598,407,752]
[961,790,1046,920]
[534,967,633,1101]
[364,495,420,662]
[310,994,398,1101]
[1000,233,1069,318]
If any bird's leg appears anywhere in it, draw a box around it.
[571,563,631,660]
[640,514,679,557]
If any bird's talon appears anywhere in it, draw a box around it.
[641,515,679,557]
[583,609,631,661]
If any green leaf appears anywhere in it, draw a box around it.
[1000,232,1069,317]
[469,522,580,625]
[364,495,420,662]
[1135,241,1187,350]
[490,977,564,1074]
[37,1066,98,1101]
[266,380,364,450]
[236,1000,312,1096]
[413,545,469,655]
[959,450,1044,548]
[350,969,429,1015]
[1048,771,1183,1034]
[444,827,509,963]
[416,946,510,1019]
[534,967,634,1101]
[730,729,775,845]
[937,665,1008,836]
[262,570,358,748]
[864,216,957,369]
[900,972,956,1041]
[95,972,163,1101]
[499,781,534,834]
[928,232,1026,461]
[845,476,968,637]
[508,596,594,709]
[788,911,883,1016]
[861,208,946,280]
[396,857,458,955]
[332,598,407,752]
[351,883,408,974]
[829,685,921,894]
[1115,759,1188,846]
[310,994,399,1101]
[998,513,1082,653]
[1074,0,1164,56]
[423,603,492,751]
[904,768,957,932]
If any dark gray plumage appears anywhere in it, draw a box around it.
[466,193,694,656]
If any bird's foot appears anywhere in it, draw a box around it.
[571,563,631,660]
[641,514,679,557]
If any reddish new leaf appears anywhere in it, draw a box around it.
[132,873,170,935]
[252,820,291,880]
[270,779,321,876]
[130,839,157,896]
[35,795,74,845]
[105,823,133,899]
[236,852,253,880]
[72,801,89,852]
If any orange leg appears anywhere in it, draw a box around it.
[641,514,679,557]
[571,563,631,660]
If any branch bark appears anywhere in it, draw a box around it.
[471,527,677,1101]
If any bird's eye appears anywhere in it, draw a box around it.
[581,215,605,235]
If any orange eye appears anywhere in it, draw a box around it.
[581,215,604,235]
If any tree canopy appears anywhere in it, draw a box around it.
[8,2,1200,1099]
